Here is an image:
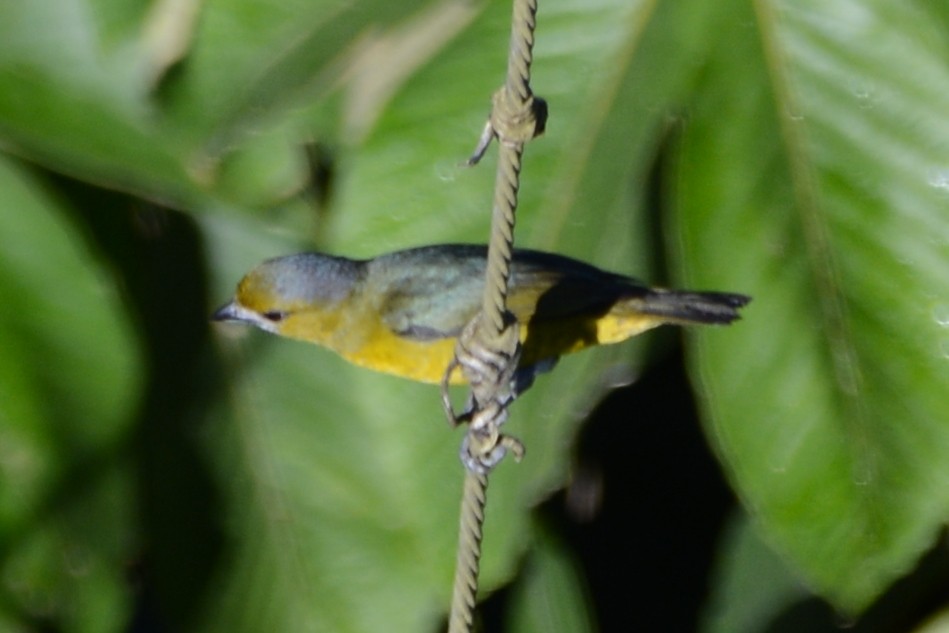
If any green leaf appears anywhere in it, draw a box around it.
[916,606,949,633]
[700,511,810,633]
[672,0,949,613]
[505,522,595,633]
[0,0,433,207]
[0,156,142,632]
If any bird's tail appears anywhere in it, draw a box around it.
[633,289,751,325]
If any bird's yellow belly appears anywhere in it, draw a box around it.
[344,334,459,384]
[338,311,664,385]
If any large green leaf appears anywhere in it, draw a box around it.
[673,0,949,614]
[0,0,430,207]
[700,511,810,633]
[504,522,596,633]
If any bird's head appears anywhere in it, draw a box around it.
[212,253,360,340]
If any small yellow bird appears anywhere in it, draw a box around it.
[213,244,750,384]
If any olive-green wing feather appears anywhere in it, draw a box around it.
[372,245,646,340]
[371,245,486,340]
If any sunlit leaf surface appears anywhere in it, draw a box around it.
[674,0,949,613]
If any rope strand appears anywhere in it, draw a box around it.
[505,0,537,104]
[448,472,488,632]
[446,0,544,631]
[481,143,521,334]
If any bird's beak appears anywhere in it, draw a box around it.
[211,300,279,333]
[212,301,244,323]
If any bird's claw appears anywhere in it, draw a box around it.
[461,431,525,475]
[441,313,524,473]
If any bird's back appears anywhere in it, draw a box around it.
[366,244,643,342]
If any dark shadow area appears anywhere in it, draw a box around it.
[543,349,736,631]
[48,173,227,633]
[473,349,736,633]
[304,141,337,212]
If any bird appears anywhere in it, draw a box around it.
[213,244,750,385]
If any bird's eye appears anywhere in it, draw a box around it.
[262,310,287,322]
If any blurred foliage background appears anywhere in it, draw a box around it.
[1,0,948,631]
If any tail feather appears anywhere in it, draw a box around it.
[637,290,751,325]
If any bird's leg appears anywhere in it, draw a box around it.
[459,403,525,474]
[441,313,525,473]
[441,357,471,427]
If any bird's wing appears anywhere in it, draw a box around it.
[506,252,645,325]
[373,245,646,341]
[374,246,486,341]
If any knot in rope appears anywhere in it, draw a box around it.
[468,88,548,165]
[491,88,548,147]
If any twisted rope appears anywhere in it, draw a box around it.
[481,145,521,335]
[505,0,537,104]
[446,0,545,630]
[447,472,488,633]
